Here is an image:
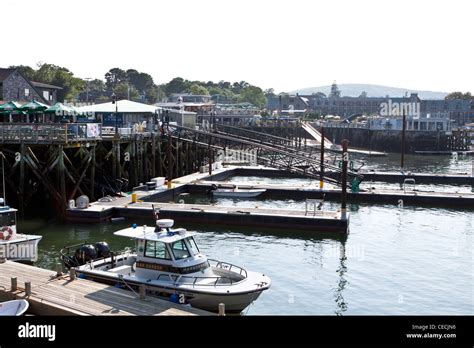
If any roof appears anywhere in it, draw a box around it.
[76,99,160,114]
[0,68,15,82]
[31,81,63,90]
[114,226,196,243]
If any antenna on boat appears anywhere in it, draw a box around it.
[0,151,5,206]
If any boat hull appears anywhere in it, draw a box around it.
[212,189,266,198]
[74,268,269,313]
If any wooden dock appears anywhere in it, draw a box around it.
[0,261,212,316]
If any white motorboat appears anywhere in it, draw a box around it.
[0,202,42,263]
[212,185,266,198]
[60,219,270,313]
[0,300,29,316]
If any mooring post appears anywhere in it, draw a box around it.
[69,268,76,281]
[320,126,325,189]
[341,139,349,220]
[401,110,406,169]
[208,137,213,176]
[11,277,17,291]
[139,285,146,300]
[56,263,63,277]
[218,303,226,316]
[25,282,31,296]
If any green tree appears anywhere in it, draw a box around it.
[9,65,36,80]
[359,91,368,98]
[239,86,266,108]
[105,68,127,90]
[329,81,341,98]
[188,84,209,95]
[114,82,139,100]
[312,92,326,98]
[34,63,84,101]
[165,77,189,96]
[445,91,472,100]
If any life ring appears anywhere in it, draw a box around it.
[0,226,13,241]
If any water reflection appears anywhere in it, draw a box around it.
[334,242,348,316]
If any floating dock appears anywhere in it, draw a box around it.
[360,171,474,185]
[67,199,349,233]
[0,261,212,316]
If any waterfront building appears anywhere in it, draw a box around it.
[0,68,61,105]
[266,92,474,126]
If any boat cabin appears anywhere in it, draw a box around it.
[114,220,210,279]
[0,201,17,240]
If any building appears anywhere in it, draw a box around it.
[266,92,474,126]
[266,94,309,116]
[0,68,61,105]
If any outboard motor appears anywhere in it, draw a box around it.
[74,244,97,265]
[95,242,111,259]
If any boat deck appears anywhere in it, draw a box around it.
[0,261,213,316]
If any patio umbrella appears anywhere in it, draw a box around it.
[0,101,22,113]
[19,101,49,113]
[0,101,22,122]
[45,102,75,115]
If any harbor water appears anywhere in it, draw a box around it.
[21,154,474,315]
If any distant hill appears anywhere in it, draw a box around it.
[291,84,448,100]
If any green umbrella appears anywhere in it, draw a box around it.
[0,101,22,113]
[19,100,49,113]
[45,102,75,116]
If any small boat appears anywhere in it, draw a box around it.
[0,200,42,263]
[0,300,29,316]
[60,218,270,313]
[212,185,266,198]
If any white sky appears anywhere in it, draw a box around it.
[2,0,473,93]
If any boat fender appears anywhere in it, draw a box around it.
[170,293,180,303]
[0,226,13,241]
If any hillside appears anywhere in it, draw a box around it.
[291,84,448,99]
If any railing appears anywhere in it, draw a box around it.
[0,123,102,144]
[208,258,248,278]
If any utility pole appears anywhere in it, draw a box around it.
[84,78,92,103]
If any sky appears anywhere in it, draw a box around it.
[2,0,473,93]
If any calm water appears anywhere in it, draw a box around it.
[19,154,474,315]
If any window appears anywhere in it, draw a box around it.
[0,212,16,226]
[24,88,30,97]
[144,241,171,259]
[171,240,190,260]
[187,237,199,255]
[43,91,49,100]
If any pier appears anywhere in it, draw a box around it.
[0,261,212,316]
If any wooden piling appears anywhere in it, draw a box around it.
[341,139,348,220]
[11,277,17,291]
[320,126,325,189]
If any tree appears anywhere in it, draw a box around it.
[33,63,84,101]
[188,84,209,96]
[105,68,127,90]
[239,86,266,108]
[145,85,166,104]
[312,92,326,98]
[445,91,472,100]
[9,65,36,80]
[113,82,139,100]
[264,88,275,96]
[329,81,341,98]
[165,77,189,96]
[359,91,368,98]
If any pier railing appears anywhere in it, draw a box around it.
[0,123,102,144]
